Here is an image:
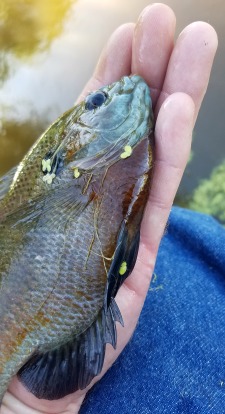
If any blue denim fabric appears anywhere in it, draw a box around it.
[80,207,225,414]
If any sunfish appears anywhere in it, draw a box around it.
[0,75,154,402]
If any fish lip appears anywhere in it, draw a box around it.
[120,75,149,92]
[118,76,152,110]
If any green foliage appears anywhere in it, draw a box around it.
[188,160,225,225]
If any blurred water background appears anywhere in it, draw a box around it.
[0,0,224,222]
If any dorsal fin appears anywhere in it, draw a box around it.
[0,166,17,202]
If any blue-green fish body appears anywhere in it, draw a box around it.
[0,75,153,402]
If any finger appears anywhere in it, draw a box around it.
[156,22,218,121]
[124,92,195,297]
[132,3,176,105]
[76,23,134,103]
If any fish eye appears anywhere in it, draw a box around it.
[85,91,108,110]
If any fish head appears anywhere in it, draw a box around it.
[0,76,153,215]
[60,75,153,171]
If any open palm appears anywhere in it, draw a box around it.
[2,4,217,414]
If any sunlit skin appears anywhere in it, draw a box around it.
[1,3,217,414]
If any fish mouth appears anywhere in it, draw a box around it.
[104,75,150,102]
[119,75,152,126]
[119,75,148,93]
[102,75,152,126]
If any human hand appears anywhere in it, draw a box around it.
[2,3,217,414]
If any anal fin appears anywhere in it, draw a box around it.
[17,298,123,400]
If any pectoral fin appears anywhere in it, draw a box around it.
[106,220,140,306]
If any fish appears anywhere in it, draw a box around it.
[0,75,154,402]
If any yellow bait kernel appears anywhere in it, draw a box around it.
[120,145,132,159]
[42,159,51,173]
[74,168,80,178]
[119,261,127,276]
[42,173,56,184]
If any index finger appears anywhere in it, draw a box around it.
[76,23,134,103]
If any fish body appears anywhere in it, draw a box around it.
[0,75,153,402]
